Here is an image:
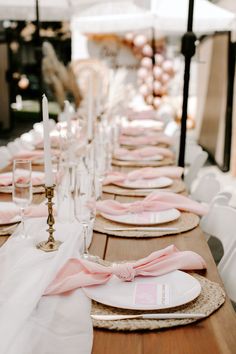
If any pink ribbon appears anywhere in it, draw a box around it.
[114,146,174,160]
[95,191,209,216]
[44,245,206,295]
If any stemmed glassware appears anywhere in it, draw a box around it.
[12,159,32,238]
[74,161,96,258]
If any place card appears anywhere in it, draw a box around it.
[134,282,170,306]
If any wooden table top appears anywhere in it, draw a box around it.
[0,163,236,354]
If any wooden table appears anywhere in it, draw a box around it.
[1,164,236,354]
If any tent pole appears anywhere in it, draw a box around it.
[35,0,43,120]
[178,0,196,168]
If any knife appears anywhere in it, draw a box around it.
[91,313,205,321]
[104,227,179,232]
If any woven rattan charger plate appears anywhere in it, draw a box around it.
[94,212,199,238]
[112,157,174,168]
[91,274,225,331]
[102,179,186,197]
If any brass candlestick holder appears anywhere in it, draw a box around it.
[37,185,62,252]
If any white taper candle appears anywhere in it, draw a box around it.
[87,73,94,142]
[42,94,53,187]
[64,100,71,135]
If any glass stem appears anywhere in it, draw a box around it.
[20,207,26,236]
[83,224,89,255]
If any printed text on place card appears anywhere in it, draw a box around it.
[134,283,170,306]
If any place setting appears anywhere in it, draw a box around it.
[93,191,208,237]
[44,244,225,332]
[112,146,175,168]
[102,166,186,196]
[0,159,48,236]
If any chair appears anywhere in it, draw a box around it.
[219,241,236,303]
[0,146,11,168]
[200,203,236,262]
[191,173,221,203]
[184,150,208,190]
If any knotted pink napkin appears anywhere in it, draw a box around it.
[11,150,44,160]
[103,167,184,186]
[0,172,45,187]
[120,126,162,137]
[114,146,174,160]
[127,108,156,120]
[11,149,59,161]
[95,191,208,216]
[119,134,174,147]
[44,245,206,295]
[0,204,48,224]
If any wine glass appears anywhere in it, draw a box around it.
[12,159,32,238]
[74,163,96,259]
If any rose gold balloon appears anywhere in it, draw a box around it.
[153,66,162,80]
[155,53,164,66]
[137,67,148,80]
[145,76,154,91]
[160,85,168,96]
[153,80,162,96]
[153,97,162,109]
[161,72,170,84]
[133,34,147,48]
[142,44,153,57]
[125,32,134,43]
[146,95,154,105]
[139,84,149,97]
[140,57,153,70]
[162,60,174,76]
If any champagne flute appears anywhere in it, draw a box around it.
[74,164,96,259]
[12,159,32,238]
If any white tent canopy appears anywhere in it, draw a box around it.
[72,1,152,33]
[151,0,236,35]
[0,0,110,21]
[72,0,236,35]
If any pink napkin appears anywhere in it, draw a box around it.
[12,149,59,161]
[0,204,48,224]
[44,245,206,295]
[127,108,156,120]
[120,127,148,136]
[119,134,174,147]
[95,191,209,216]
[120,126,162,137]
[114,146,174,160]
[35,135,60,149]
[103,167,183,186]
[0,172,45,187]
[11,150,44,161]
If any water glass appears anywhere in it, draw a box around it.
[74,164,96,258]
[12,159,32,238]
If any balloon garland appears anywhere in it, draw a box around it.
[124,32,175,109]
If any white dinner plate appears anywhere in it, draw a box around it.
[114,177,173,189]
[100,209,180,226]
[83,270,201,310]
[0,201,21,226]
[115,154,163,162]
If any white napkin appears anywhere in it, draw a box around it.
[0,218,93,354]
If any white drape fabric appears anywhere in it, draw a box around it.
[0,218,93,354]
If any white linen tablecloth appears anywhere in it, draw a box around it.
[0,217,93,354]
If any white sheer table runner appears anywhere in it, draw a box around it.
[0,218,93,354]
